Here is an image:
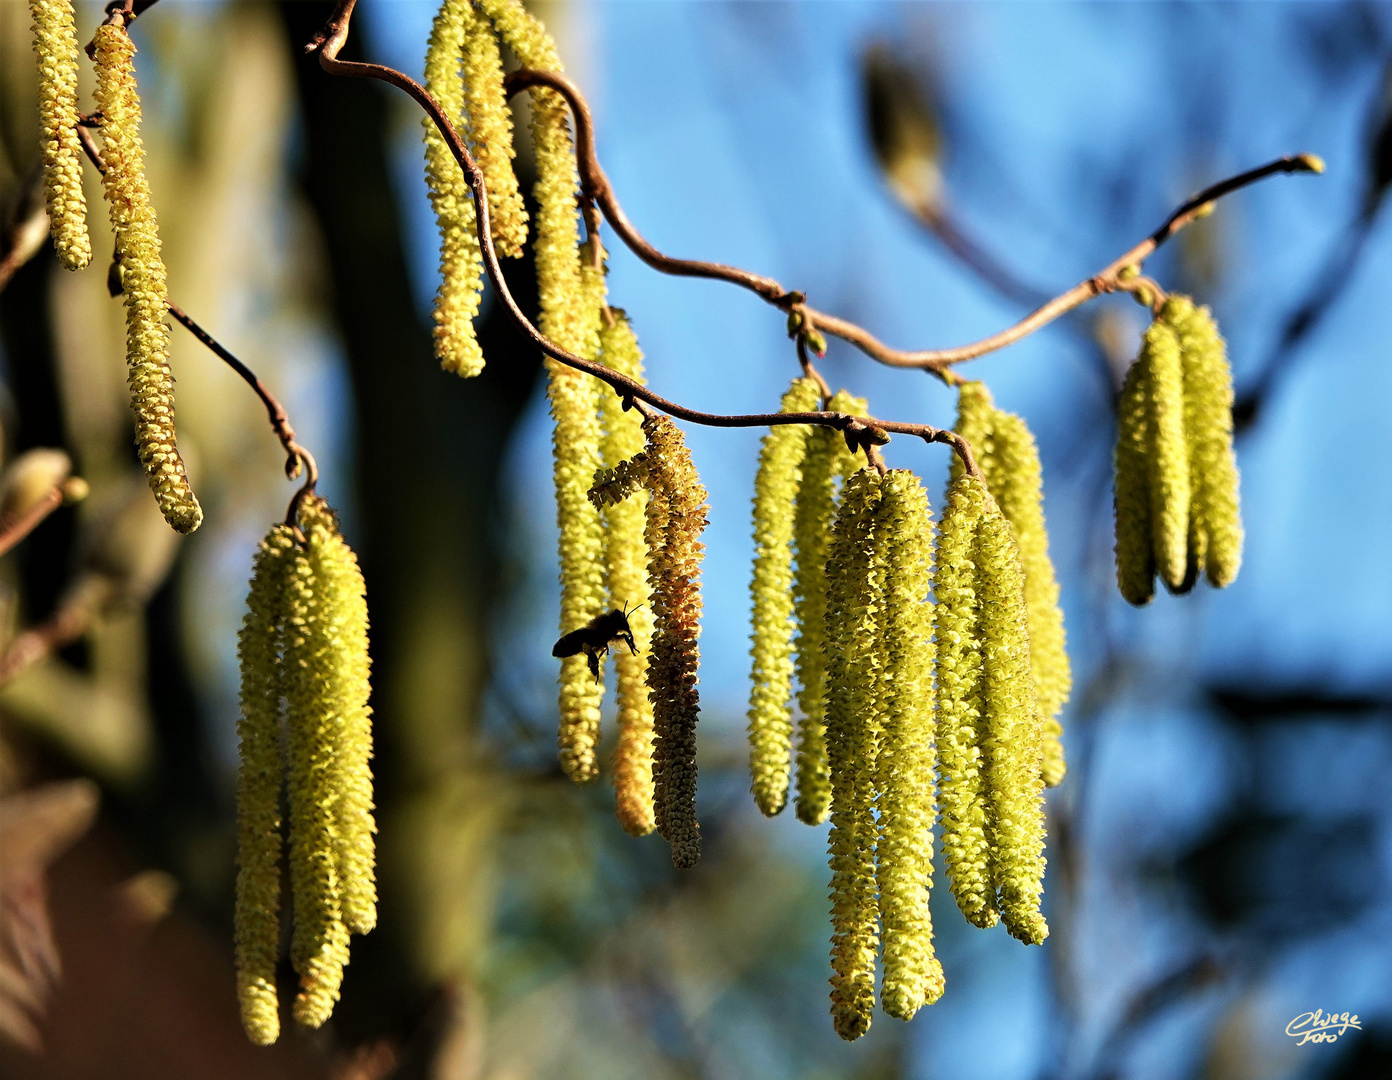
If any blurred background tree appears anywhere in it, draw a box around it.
[0,2,1390,1079]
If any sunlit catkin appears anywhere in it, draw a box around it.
[874,471,945,1020]
[792,389,866,826]
[235,525,294,1046]
[299,498,376,936]
[990,412,1070,786]
[92,24,202,535]
[823,467,883,1041]
[1142,316,1190,591]
[598,312,657,836]
[952,382,1069,786]
[29,0,90,270]
[1171,297,1243,588]
[462,10,527,258]
[974,502,1048,946]
[281,530,348,1029]
[748,377,821,817]
[642,417,708,869]
[1114,354,1155,605]
[933,473,996,928]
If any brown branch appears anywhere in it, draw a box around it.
[0,579,108,688]
[304,4,982,477]
[505,67,1322,373]
[0,166,48,294]
[0,481,86,559]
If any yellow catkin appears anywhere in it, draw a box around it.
[974,501,1048,946]
[483,0,607,781]
[642,417,708,869]
[300,498,376,937]
[990,412,1070,787]
[29,0,90,270]
[1114,353,1155,605]
[823,467,883,1042]
[747,378,822,817]
[462,10,527,258]
[1142,316,1190,591]
[282,531,348,1029]
[597,311,657,837]
[234,525,295,1046]
[589,453,649,508]
[874,471,945,1021]
[1171,297,1243,588]
[792,389,865,826]
[423,0,485,377]
[952,382,1069,786]
[933,474,996,928]
[92,24,202,535]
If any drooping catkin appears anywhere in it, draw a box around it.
[748,377,822,817]
[424,0,486,377]
[642,417,708,869]
[932,474,996,928]
[1114,353,1155,606]
[974,502,1048,946]
[598,311,657,837]
[823,467,883,1041]
[1142,316,1190,591]
[299,498,376,936]
[990,412,1070,787]
[792,389,866,826]
[1171,297,1243,588]
[92,24,202,535]
[462,10,527,258]
[281,530,348,1029]
[235,525,294,1047]
[951,382,1070,786]
[874,471,945,1021]
[29,0,90,270]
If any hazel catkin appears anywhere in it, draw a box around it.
[423,0,486,377]
[462,9,528,258]
[597,311,657,837]
[823,467,884,1041]
[747,377,822,817]
[29,0,90,270]
[932,474,996,929]
[93,24,202,535]
[792,389,866,826]
[873,470,944,1020]
[1144,315,1191,592]
[641,416,708,869]
[234,525,294,1046]
[1113,351,1155,605]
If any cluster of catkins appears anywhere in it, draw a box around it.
[1114,296,1242,603]
[28,2,202,534]
[745,377,1071,1039]
[424,0,718,863]
[235,496,375,1045]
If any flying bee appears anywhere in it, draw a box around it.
[552,603,641,682]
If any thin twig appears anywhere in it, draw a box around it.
[0,166,48,294]
[71,111,318,504]
[504,68,1321,374]
[0,486,67,558]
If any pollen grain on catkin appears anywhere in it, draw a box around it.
[792,388,866,826]
[29,0,90,270]
[641,416,708,869]
[748,377,822,817]
[423,0,486,377]
[597,310,657,837]
[92,23,202,535]
[823,467,884,1041]
[874,470,944,1020]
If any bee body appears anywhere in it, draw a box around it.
[553,606,639,681]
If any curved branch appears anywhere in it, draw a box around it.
[505,67,1321,373]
